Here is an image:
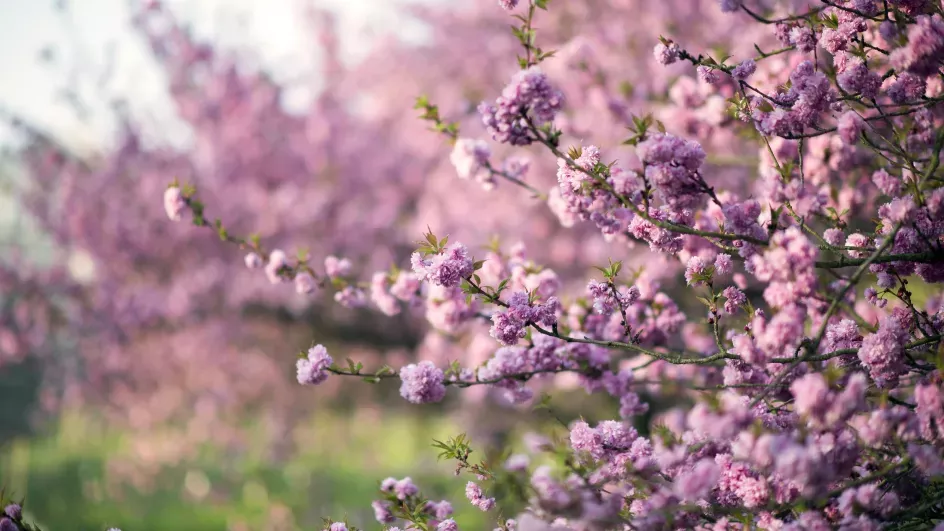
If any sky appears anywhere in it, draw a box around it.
[0,0,438,252]
[0,0,437,150]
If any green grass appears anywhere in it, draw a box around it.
[0,409,494,531]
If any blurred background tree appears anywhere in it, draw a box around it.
[0,0,781,528]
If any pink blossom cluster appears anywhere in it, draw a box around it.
[479,67,565,146]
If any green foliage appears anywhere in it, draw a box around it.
[593,259,623,282]
[414,97,460,141]
[621,113,663,146]
[689,265,716,288]
[461,275,507,305]
[727,92,751,121]
[431,433,473,463]
[0,411,493,531]
[432,434,492,480]
[415,229,448,257]
[361,365,395,384]
[511,1,555,69]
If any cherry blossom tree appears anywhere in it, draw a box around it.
[5,0,944,528]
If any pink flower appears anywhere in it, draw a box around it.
[294,272,316,295]
[399,361,446,404]
[731,59,756,80]
[244,252,262,269]
[163,187,186,221]
[324,255,352,278]
[296,344,332,385]
[675,459,720,500]
[654,42,680,65]
[265,250,289,284]
[465,481,495,511]
[450,138,493,189]
[411,243,474,288]
[714,254,733,276]
[685,256,711,286]
[837,111,863,145]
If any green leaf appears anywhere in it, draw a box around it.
[532,392,553,410]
